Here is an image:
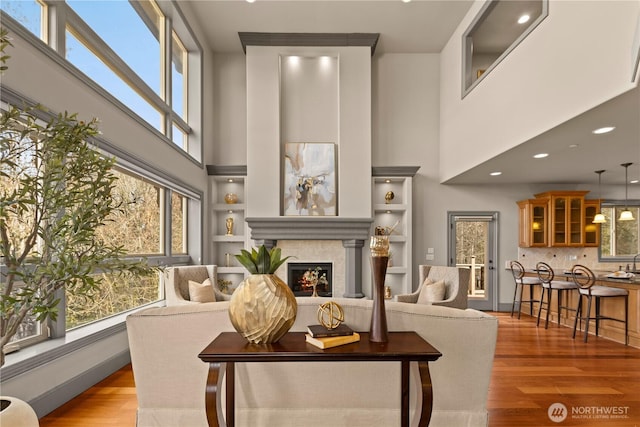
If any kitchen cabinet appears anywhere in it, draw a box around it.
[535,191,589,247]
[583,199,601,247]
[518,191,595,248]
[517,198,548,247]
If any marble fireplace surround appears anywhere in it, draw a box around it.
[246,217,373,298]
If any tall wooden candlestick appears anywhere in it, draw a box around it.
[369,234,389,343]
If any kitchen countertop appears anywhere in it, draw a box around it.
[524,269,640,285]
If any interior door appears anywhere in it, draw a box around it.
[448,212,498,311]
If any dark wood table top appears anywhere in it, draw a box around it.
[198,331,442,363]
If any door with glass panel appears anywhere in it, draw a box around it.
[448,212,498,311]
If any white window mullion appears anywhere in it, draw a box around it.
[162,14,172,137]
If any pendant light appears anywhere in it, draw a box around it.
[619,163,634,221]
[593,170,606,223]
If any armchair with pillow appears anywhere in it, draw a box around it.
[164,265,232,305]
[396,265,470,309]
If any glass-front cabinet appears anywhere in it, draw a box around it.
[517,198,548,247]
[518,191,594,248]
[583,199,601,247]
[541,191,588,247]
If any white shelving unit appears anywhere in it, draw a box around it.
[372,167,419,298]
[208,166,249,290]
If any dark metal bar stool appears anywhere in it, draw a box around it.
[571,264,629,345]
[509,260,542,318]
[535,262,578,329]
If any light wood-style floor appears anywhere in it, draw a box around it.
[39,312,640,427]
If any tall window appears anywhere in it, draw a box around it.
[0,0,45,41]
[1,0,201,161]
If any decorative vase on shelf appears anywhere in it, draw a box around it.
[224,193,238,204]
[369,233,390,343]
[228,246,297,344]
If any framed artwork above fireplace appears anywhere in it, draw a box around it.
[283,142,336,216]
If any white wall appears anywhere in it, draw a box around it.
[440,0,640,183]
[211,46,629,310]
[245,45,372,218]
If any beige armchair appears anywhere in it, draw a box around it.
[163,265,231,305]
[396,265,470,309]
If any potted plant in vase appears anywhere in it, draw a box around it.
[0,29,156,367]
[228,245,297,344]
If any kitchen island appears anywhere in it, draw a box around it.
[520,269,638,348]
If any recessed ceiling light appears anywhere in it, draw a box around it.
[517,14,530,24]
[592,126,615,134]
[631,179,639,184]
[569,144,579,148]
[402,0,412,3]
[490,172,502,176]
[533,153,549,159]
[246,0,256,3]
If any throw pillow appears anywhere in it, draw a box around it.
[188,278,216,303]
[417,278,446,305]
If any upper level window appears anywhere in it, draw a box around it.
[67,0,162,97]
[65,29,163,129]
[462,0,548,96]
[0,0,45,41]
[1,0,202,162]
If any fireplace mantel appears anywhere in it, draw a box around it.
[246,217,373,241]
[246,217,373,298]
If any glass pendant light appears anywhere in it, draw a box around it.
[619,163,634,221]
[593,170,606,223]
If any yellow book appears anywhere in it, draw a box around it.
[305,332,360,349]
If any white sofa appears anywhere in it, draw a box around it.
[126,297,498,427]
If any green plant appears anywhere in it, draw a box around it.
[0,29,155,365]
[234,245,294,275]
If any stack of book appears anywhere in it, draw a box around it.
[305,324,360,349]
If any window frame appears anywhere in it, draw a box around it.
[598,200,640,263]
[461,0,549,97]
[1,85,201,352]
[0,1,202,163]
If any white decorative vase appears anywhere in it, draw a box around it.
[0,396,39,427]
[228,274,297,344]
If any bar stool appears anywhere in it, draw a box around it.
[509,260,542,318]
[571,264,629,345]
[535,262,578,329]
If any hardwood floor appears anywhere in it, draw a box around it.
[39,312,640,426]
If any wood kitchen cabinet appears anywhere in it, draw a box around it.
[583,199,601,247]
[535,191,589,247]
[518,191,595,248]
[517,198,548,247]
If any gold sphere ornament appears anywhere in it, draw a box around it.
[317,301,344,330]
[224,193,238,204]
[384,191,394,204]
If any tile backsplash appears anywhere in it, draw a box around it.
[516,247,622,273]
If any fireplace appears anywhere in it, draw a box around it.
[287,262,333,297]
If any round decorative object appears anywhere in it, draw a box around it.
[317,301,344,330]
[224,193,238,204]
[228,274,297,344]
[384,191,394,204]
[0,397,39,427]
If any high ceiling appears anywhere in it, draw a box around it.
[182,0,640,187]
